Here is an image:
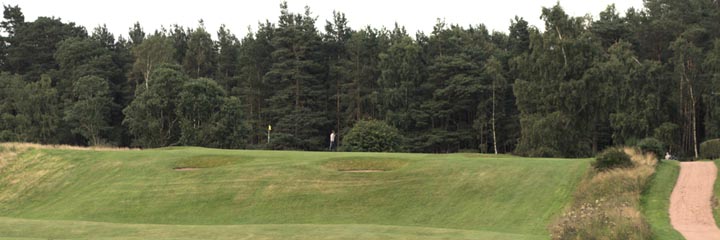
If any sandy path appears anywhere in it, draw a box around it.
[670,161,720,240]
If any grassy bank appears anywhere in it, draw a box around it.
[0,143,589,239]
[714,160,720,230]
[550,148,659,239]
[641,160,683,240]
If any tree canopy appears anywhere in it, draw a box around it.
[1,1,720,158]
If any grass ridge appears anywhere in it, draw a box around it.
[0,144,589,239]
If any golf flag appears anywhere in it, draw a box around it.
[268,125,272,131]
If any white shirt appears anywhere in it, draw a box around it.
[330,133,335,142]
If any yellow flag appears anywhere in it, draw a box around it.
[268,125,272,131]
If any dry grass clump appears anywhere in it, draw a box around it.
[550,147,657,240]
[0,142,136,152]
[0,142,134,172]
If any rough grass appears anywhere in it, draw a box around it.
[714,160,720,230]
[550,148,656,240]
[641,159,684,240]
[0,142,135,151]
[0,145,590,239]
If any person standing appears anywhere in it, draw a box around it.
[329,130,336,151]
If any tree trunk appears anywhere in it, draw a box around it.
[686,64,699,158]
[492,85,498,154]
[144,59,151,90]
[336,65,341,147]
[355,47,361,121]
[555,26,568,67]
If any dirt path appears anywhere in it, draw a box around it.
[670,161,720,240]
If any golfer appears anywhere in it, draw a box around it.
[329,130,336,151]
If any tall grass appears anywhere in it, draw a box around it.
[0,142,135,152]
[550,148,656,240]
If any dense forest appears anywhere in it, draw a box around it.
[0,1,719,158]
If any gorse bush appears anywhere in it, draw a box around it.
[593,148,633,171]
[700,139,720,160]
[637,137,664,156]
[343,120,402,152]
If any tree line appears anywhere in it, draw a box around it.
[1,1,719,158]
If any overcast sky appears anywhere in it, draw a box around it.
[1,0,644,39]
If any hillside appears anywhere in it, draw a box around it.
[0,145,589,239]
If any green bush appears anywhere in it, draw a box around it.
[700,139,720,160]
[593,148,633,171]
[478,143,488,153]
[637,137,664,156]
[458,148,478,153]
[344,120,403,152]
[527,146,562,158]
[654,122,679,151]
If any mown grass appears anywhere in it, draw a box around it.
[641,160,684,240]
[550,148,658,240]
[173,155,248,169]
[0,217,550,240]
[0,144,590,239]
[322,157,408,171]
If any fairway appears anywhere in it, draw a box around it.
[0,147,589,239]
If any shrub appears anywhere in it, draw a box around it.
[478,143,488,153]
[593,148,633,171]
[527,146,562,158]
[654,122,679,150]
[700,139,720,160]
[514,112,591,158]
[458,148,478,153]
[637,137,664,156]
[344,120,402,152]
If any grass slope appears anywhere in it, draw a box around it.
[715,160,720,230]
[0,217,545,240]
[641,160,684,240]
[0,146,589,239]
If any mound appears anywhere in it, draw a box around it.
[0,147,589,239]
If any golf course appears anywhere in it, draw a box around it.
[0,144,591,239]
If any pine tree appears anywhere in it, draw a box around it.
[322,11,352,146]
[262,2,329,150]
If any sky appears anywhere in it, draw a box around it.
[1,0,645,39]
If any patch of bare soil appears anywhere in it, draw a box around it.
[339,169,385,172]
[670,161,720,240]
[173,167,201,171]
